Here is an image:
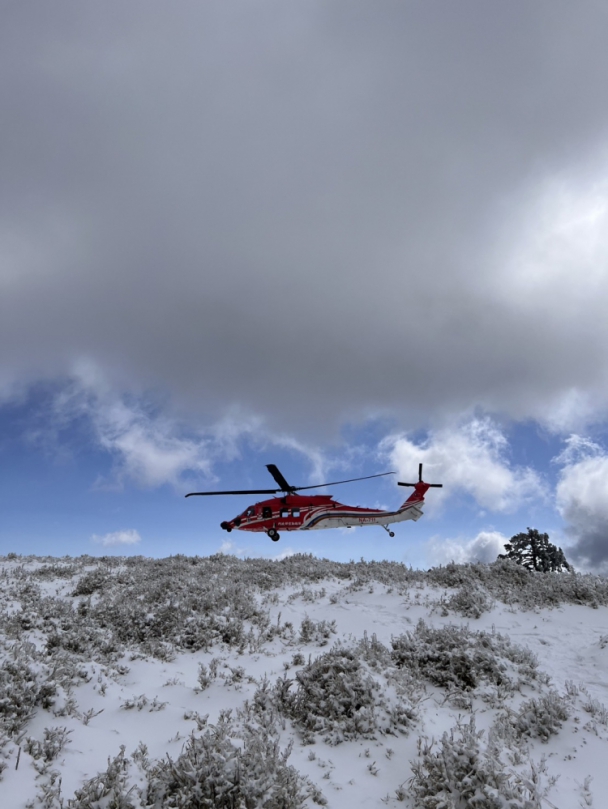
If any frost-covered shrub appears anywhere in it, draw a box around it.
[72,567,113,596]
[197,662,215,690]
[287,586,326,604]
[488,692,569,755]
[68,745,135,808]
[426,559,608,611]
[444,585,493,618]
[299,616,337,645]
[24,726,72,762]
[145,720,325,808]
[514,693,569,742]
[409,719,547,809]
[581,693,608,725]
[120,694,166,712]
[223,665,249,688]
[391,620,538,694]
[276,647,383,744]
[34,563,77,580]
[0,650,56,735]
[427,562,484,589]
[276,646,417,744]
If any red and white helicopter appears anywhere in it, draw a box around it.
[186,463,442,541]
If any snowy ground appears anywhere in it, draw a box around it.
[1,554,607,807]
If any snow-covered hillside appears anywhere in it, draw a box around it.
[1,554,608,808]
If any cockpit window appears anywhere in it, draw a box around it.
[246,507,255,517]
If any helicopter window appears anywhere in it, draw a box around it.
[280,508,289,518]
[292,508,300,518]
[246,507,255,517]
[262,506,272,519]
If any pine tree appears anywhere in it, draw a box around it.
[499,528,572,572]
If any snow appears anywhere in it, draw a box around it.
[1,555,607,807]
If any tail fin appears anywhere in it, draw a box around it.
[399,481,430,509]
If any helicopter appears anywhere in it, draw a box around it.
[185,463,442,542]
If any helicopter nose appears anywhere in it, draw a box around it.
[220,521,231,531]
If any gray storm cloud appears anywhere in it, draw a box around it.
[2,1,608,435]
[555,440,608,574]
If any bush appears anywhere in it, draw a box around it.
[299,616,337,645]
[275,644,417,744]
[276,647,378,744]
[0,650,56,735]
[24,726,72,763]
[409,719,553,809]
[514,693,569,742]
[443,585,493,618]
[146,720,325,808]
[68,745,135,808]
[391,620,538,695]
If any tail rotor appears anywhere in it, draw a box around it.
[398,463,442,488]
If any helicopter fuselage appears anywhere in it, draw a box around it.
[220,483,431,538]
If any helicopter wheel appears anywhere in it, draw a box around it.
[268,528,280,541]
[389,531,395,538]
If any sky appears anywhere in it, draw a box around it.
[2,1,608,570]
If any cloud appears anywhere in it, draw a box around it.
[428,530,508,567]
[554,436,608,572]
[2,4,608,437]
[92,529,142,547]
[39,363,333,490]
[51,364,214,488]
[382,417,545,514]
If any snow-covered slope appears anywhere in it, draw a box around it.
[1,554,607,808]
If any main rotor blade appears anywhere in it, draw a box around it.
[185,469,395,498]
[293,471,395,492]
[266,464,295,492]
[398,481,443,487]
[185,489,278,497]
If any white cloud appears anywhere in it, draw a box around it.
[428,530,508,567]
[44,363,334,491]
[95,403,211,489]
[92,529,142,547]
[46,363,219,489]
[382,417,545,514]
[552,433,603,466]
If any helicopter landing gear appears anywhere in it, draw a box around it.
[381,525,395,538]
[268,528,280,541]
